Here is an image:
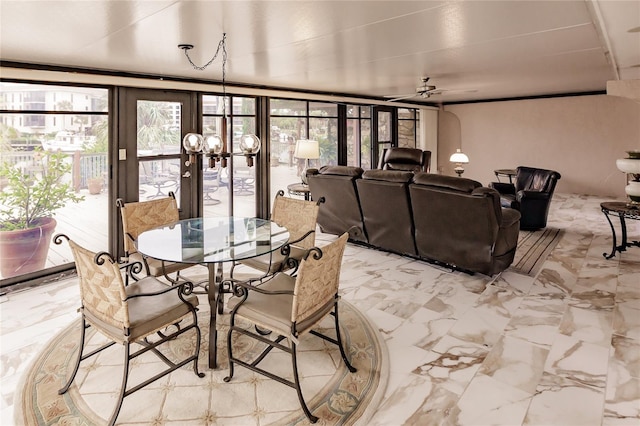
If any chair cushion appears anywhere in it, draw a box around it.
[232,273,332,338]
[84,277,198,344]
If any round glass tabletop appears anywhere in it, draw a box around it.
[136,217,290,264]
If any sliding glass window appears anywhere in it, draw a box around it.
[0,82,108,283]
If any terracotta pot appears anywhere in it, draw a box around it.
[0,217,57,279]
[88,178,103,195]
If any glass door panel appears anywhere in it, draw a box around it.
[136,100,183,205]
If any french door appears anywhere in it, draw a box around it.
[115,88,200,256]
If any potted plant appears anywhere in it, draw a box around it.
[0,150,84,278]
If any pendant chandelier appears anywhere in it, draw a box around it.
[179,33,260,169]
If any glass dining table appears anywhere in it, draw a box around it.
[136,216,290,368]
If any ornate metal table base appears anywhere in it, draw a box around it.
[601,201,640,259]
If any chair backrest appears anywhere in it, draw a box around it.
[68,238,129,330]
[378,147,431,173]
[291,232,348,326]
[271,192,319,250]
[117,194,179,255]
[515,166,561,193]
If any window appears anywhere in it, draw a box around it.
[346,105,371,168]
[398,108,419,148]
[0,81,109,282]
[202,94,257,217]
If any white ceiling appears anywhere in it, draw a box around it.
[1,0,639,104]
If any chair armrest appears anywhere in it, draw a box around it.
[123,279,187,300]
[489,182,515,195]
[285,229,315,247]
[225,275,294,296]
[517,190,551,201]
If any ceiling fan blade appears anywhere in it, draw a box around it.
[430,88,478,95]
[384,94,417,102]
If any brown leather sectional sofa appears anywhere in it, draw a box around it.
[307,166,521,276]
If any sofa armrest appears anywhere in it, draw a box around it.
[489,181,516,195]
[500,208,521,228]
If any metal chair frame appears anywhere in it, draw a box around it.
[223,233,356,423]
[54,234,205,426]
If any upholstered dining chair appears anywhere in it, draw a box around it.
[54,234,204,426]
[224,232,356,424]
[231,190,324,278]
[117,192,194,284]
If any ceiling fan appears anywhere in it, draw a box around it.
[384,77,476,102]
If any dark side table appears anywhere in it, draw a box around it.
[601,201,640,259]
[494,169,517,184]
[287,182,311,201]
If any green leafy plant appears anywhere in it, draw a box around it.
[0,150,84,231]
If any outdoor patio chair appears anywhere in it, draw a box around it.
[230,190,324,279]
[54,234,204,426]
[116,192,195,285]
[224,232,356,424]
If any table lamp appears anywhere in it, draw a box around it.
[449,149,469,177]
[294,139,320,184]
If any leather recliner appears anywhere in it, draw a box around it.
[306,166,368,243]
[490,166,561,230]
[410,173,521,276]
[378,147,431,173]
[356,169,417,256]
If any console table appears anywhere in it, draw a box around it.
[601,201,640,259]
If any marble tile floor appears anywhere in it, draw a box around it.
[1,193,639,425]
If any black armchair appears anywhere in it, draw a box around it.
[490,166,561,230]
[378,147,431,172]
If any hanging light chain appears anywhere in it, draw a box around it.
[181,33,227,72]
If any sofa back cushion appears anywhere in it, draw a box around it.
[307,166,367,242]
[356,170,417,255]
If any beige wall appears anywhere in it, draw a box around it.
[438,95,640,198]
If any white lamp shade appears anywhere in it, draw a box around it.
[616,158,640,175]
[294,140,320,159]
[239,134,261,154]
[182,133,204,153]
[449,149,469,164]
[203,135,223,155]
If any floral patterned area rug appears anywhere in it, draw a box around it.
[15,299,387,425]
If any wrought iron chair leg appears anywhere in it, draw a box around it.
[223,319,236,382]
[291,341,319,423]
[334,302,357,373]
[58,317,88,394]
[108,343,131,426]
[192,311,205,378]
